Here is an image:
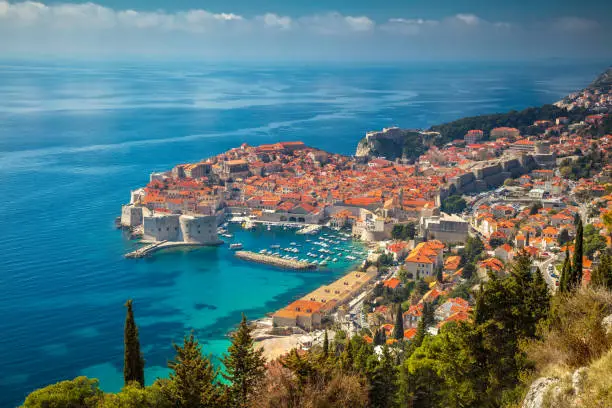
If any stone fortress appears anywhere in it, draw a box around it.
[120,192,221,245]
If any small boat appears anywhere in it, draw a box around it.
[290,242,296,246]
[267,225,271,231]
[270,244,280,249]
[230,243,243,250]
[346,255,356,260]
[320,261,328,266]
[332,258,338,262]
[222,233,233,238]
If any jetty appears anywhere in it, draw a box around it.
[296,225,322,235]
[235,251,317,270]
[125,240,168,258]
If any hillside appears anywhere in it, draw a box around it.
[589,66,612,91]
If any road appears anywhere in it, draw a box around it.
[535,255,558,292]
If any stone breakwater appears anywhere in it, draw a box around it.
[234,251,317,270]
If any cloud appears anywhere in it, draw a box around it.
[454,13,480,26]
[260,13,292,30]
[0,1,608,60]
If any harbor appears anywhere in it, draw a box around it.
[234,251,317,270]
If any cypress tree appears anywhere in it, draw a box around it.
[123,299,145,387]
[392,304,404,340]
[559,251,571,293]
[526,232,530,247]
[168,332,221,407]
[571,218,584,288]
[222,314,266,408]
[322,330,329,358]
[413,317,426,349]
[436,266,444,283]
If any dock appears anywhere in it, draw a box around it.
[125,240,168,258]
[235,251,317,270]
[296,225,322,235]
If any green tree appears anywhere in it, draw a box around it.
[98,382,172,408]
[124,299,145,387]
[167,332,221,408]
[392,304,405,341]
[529,202,542,215]
[435,266,444,283]
[558,228,571,246]
[222,314,266,408]
[591,252,612,289]
[322,330,329,358]
[571,218,584,288]
[422,302,435,328]
[559,251,572,293]
[368,346,398,408]
[462,262,476,280]
[23,377,103,408]
[442,195,467,214]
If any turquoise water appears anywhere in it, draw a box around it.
[0,60,607,407]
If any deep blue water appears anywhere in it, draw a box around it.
[0,60,607,407]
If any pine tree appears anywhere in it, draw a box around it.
[392,304,405,340]
[368,346,398,408]
[340,337,354,371]
[222,314,266,408]
[168,332,221,407]
[571,218,584,288]
[322,330,329,358]
[559,250,571,292]
[123,299,145,387]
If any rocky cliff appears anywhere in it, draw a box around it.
[355,127,440,161]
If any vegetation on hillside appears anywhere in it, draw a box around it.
[429,104,587,143]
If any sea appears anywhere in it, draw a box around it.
[0,59,607,407]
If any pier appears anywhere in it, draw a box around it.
[296,225,322,235]
[235,251,317,270]
[125,240,168,258]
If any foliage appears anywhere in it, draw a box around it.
[392,304,405,340]
[391,222,416,240]
[441,195,466,215]
[222,314,266,408]
[462,262,476,280]
[530,202,542,215]
[557,228,571,246]
[570,218,584,288]
[22,377,103,408]
[523,287,612,371]
[429,104,582,142]
[376,252,395,267]
[559,250,572,293]
[124,299,145,387]
[167,333,222,407]
[97,382,172,408]
[591,252,612,290]
[583,223,607,258]
[462,236,485,264]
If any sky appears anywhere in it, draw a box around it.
[1,0,611,61]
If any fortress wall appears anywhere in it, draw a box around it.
[121,205,143,227]
[444,154,538,196]
[179,215,218,244]
[143,215,180,241]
